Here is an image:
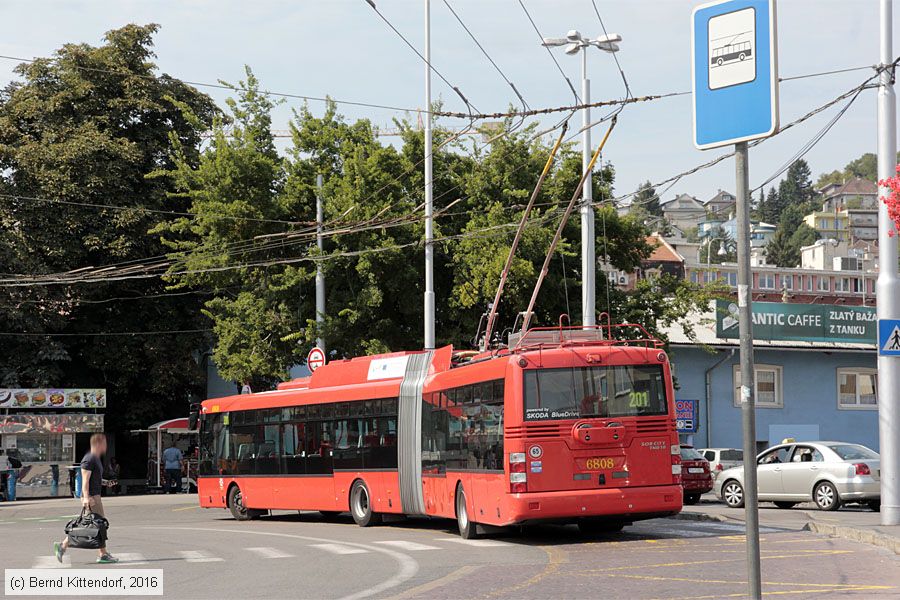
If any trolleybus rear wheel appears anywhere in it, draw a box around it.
[455,485,477,539]
[350,480,382,527]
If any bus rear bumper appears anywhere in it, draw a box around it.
[506,484,683,524]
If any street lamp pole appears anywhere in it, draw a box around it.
[541,30,621,327]
[581,48,595,327]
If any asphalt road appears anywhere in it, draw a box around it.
[2,494,899,599]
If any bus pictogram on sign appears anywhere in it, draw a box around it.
[307,347,326,371]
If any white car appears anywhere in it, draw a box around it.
[714,441,881,511]
[699,448,743,481]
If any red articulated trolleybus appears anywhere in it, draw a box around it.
[196,321,683,538]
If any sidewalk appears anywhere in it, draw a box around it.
[675,495,900,555]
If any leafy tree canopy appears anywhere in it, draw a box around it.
[0,24,217,429]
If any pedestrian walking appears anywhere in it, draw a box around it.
[54,433,118,564]
[0,449,9,502]
[163,443,183,494]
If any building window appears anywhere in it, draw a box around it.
[726,272,738,286]
[733,364,783,408]
[817,276,830,292]
[781,275,793,290]
[758,273,775,289]
[837,368,877,410]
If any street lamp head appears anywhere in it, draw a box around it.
[566,29,583,42]
[594,33,623,45]
[541,37,568,47]
[594,42,620,53]
[717,245,728,257]
[564,43,582,55]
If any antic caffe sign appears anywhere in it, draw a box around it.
[715,299,876,344]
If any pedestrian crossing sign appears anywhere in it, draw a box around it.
[879,319,900,356]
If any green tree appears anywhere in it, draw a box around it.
[765,228,799,267]
[0,24,216,431]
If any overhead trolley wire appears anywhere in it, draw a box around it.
[516,0,581,103]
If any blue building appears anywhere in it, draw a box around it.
[663,301,879,452]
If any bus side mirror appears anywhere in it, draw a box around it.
[188,403,200,430]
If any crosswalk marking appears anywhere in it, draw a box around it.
[111,552,148,565]
[246,546,294,559]
[434,537,512,547]
[33,555,70,569]
[309,543,369,555]
[374,540,440,551]
[179,550,224,563]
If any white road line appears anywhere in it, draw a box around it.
[245,546,294,559]
[33,555,70,569]
[179,550,224,563]
[309,543,369,555]
[111,552,148,565]
[21,517,46,520]
[434,537,512,547]
[147,526,420,600]
[38,519,60,522]
[373,541,440,551]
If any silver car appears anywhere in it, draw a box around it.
[714,441,881,511]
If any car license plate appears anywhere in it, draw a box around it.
[688,467,705,474]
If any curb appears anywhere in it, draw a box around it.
[805,521,900,556]
[669,511,731,524]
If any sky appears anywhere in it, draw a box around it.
[0,0,896,205]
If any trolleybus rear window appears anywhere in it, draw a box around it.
[523,365,667,421]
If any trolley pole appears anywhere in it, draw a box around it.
[877,0,900,526]
[735,141,762,598]
[315,173,326,354]
[423,0,436,350]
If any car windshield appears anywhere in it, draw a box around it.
[523,365,667,421]
[827,444,879,460]
[681,447,704,460]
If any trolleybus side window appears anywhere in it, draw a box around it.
[421,379,505,473]
[203,399,400,477]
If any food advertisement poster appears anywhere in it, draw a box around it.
[0,414,105,434]
[0,388,106,409]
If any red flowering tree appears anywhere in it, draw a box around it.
[879,165,900,236]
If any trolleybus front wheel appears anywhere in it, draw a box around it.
[227,485,263,521]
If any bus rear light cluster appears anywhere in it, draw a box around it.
[671,445,682,484]
[510,452,527,493]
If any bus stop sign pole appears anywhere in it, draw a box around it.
[692,2,778,597]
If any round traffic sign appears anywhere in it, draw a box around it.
[307,347,326,372]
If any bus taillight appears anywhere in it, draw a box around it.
[510,452,527,493]
[671,445,682,485]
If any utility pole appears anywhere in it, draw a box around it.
[581,49,596,327]
[315,174,325,354]
[877,0,900,526]
[423,0,436,350]
[735,141,762,599]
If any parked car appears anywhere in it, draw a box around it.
[699,448,743,481]
[680,445,713,505]
[714,441,881,511]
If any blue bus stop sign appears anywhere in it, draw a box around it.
[692,0,779,150]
